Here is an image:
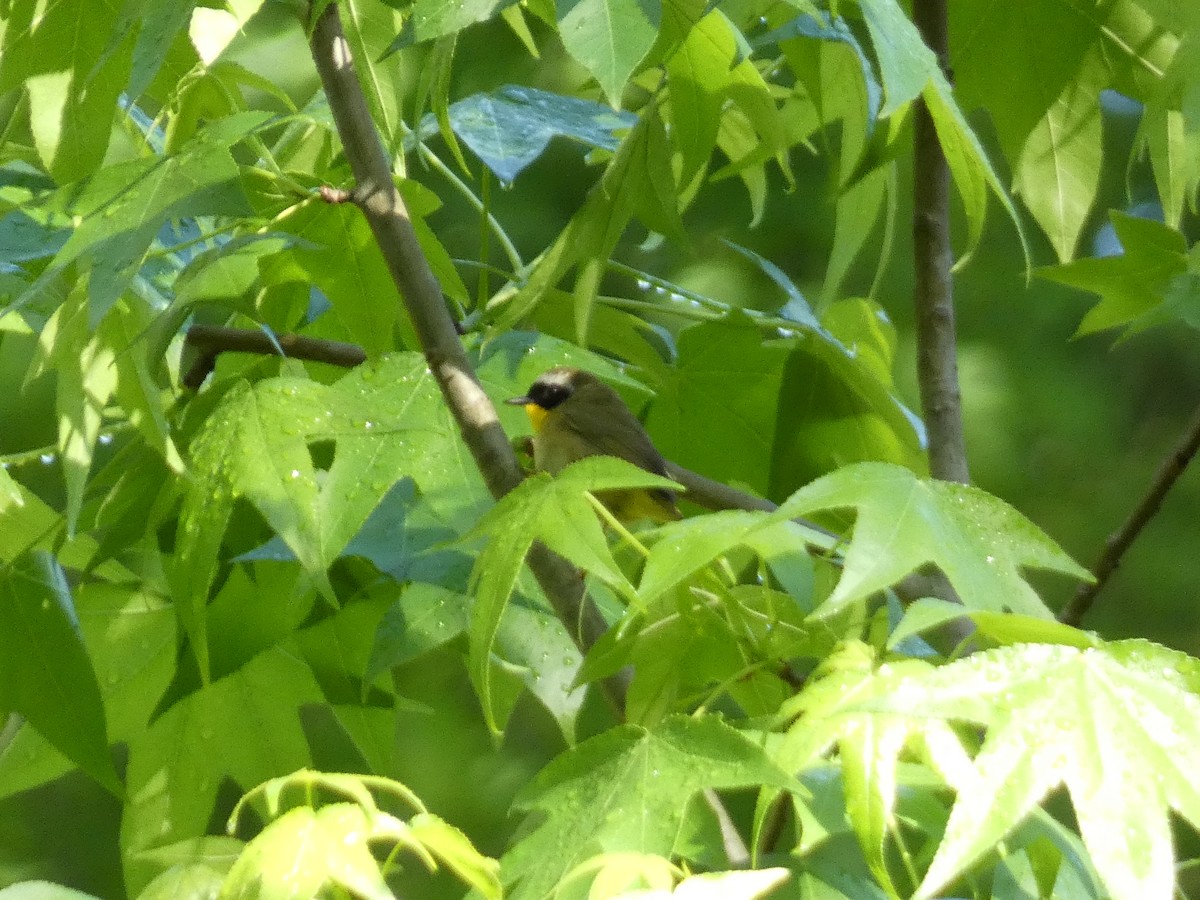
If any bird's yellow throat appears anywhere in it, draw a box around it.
[524,402,549,432]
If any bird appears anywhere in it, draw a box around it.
[507,366,681,523]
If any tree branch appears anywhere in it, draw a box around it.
[305,2,619,704]
[1059,400,1200,627]
[912,0,970,485]
[183,325,367,388]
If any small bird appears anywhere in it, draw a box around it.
[507,367,681,523]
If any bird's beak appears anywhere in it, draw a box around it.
[506,395,532,406]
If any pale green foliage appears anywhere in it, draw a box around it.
[500,716,796,899]
[219,770,501,899]
[865,641,1200,900]
[778,462,1093,618]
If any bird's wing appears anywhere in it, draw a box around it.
[570,405,667,472]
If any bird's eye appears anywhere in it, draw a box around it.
[533,382,571,409]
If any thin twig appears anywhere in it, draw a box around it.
[1060,401,1200,627]
[911,0,970,485]
[704,788,750,866]
[305,2,621,704]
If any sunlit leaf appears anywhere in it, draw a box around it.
[1013,48,1105,262]
[220,804,392,900]
[777,641,973,894]
[0,0,134,183]
[464,455,675,733]
[502,715,798,899]
[778,462,1089,617]
[868,641,1200,900]
[559,0,661,107]
[29,286,117,535]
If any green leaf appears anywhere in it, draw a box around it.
[643,316,923,501]
[365,582,470,682]
[819,297,897,388]
[664,9,784,185]
[220,804,392,900]
[637,510,780,603]
[406,813,503,900]
[136,862,228,900]
[645,317,790,497]
[922,81,1025,266]
[1039,212,1189,336]
[0,883,103,900]
[496,596,587,743]
[777,642,974,895]
[30,285,117,535]
[777,462,1089,618]
[269,202,398,355]
[532,286,673,372]
[950,0,1095,167]
[558,0,662,108]
[0,551,121,795]
[855,0,937,118]
[188,1,266,65]
[1138,102,1200,231]
[776,13,880,187]
[409,0,521,44]
[822,168,892,306]
[443,85,634,184]
[0,580,175,801]
[670,868,791,898]
[663,12,727,184]
[0,0,135,183]
[19,112,262,323]
[1013,48,1105,262]
[888,597,1101,652]
[501,715,799,899]
[498,108,683,338]
[120,647,323,896]
[464,456,674,733]
[855,0,1024,262]
[868,641,1200,900]
[341,0,407,147]
[175,354,478,679]
[1139,25,1200,228]
[221,773,500,899]
[127,0,199,101]
[0,467,23,515]
[107,300,185,472]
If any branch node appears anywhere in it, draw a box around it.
[319,185,352,204]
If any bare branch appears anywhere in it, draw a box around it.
[1060,401,1200,627]
[183,326,366,388]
